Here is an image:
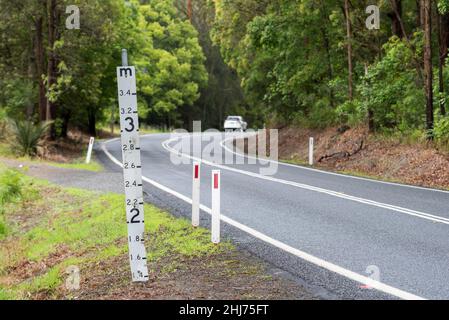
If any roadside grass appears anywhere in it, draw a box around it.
[0,165,39,239]
[49,159,103,172]
[0,143,10,157]
[0,142,102,172]
[0,166,228,300]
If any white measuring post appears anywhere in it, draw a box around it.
[309,137,314,166]
[117,49,149,282]
[192,162,201,227]
[211,170,221,244]
[85,137,95,164]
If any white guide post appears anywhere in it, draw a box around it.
[117,49,149,282]
[211,170,221,244]
[85,137,95,164]
[309,137,314,166]
[192,162,201,227]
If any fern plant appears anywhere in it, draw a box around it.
[10,119,49,156]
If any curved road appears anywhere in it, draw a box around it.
[101,132,449,300]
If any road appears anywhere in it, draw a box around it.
[100,132,449,300]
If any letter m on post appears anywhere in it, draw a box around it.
[120,68,133,78]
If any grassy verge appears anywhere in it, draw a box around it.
[0,142,102,172]
[49,159,103,172]
[0,165,227,300]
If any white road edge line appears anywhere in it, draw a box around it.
[220,133,449,194]
[163,136,449,226]
[101,138,426,301]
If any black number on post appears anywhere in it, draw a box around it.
[130,208,141,224]
[126,199,138,207]
[125,117,135,132]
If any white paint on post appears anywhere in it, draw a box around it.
[117,50,149,282]
[85,137,95,164]
[192,162,201,227]
[211,170,221,244]
[309,137,314,166]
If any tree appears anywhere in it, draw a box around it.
[422,0,434,137]
[388,0,404,38]
[175,0,247,129]
[437,0,449,116]
[135,0,208,129]
[344,0,354,100]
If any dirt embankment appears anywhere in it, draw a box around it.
[273,126,449,190]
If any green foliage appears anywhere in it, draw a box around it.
[0,109,7,140]
[0,0,207,135]
[356,36,425,132]
[211,0,355,127]
[0,78,35,119]
[438,0,449,14]
[135,0,208,127]
[0,167,23,237]
[210,0,449,137]
[336,100,362,126]
[10,119,49,156]
[0,169,22,206]
[434,117,449,144]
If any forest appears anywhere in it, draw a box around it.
[1,0,449,149]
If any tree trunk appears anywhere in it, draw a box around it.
[389,0,403,37]
[110,105,115,134]
[416,0,423,27]
[187,0,192,22]
[438,10,449,116]
[34,16,47,121]
[88,109,97,137]
[423,0,434,138]
[365,64,375,132]
[344,0,353,100]
[440,13,449,61]
[320,0,335,107]
[61,111,70,138]
[47,0,58,139]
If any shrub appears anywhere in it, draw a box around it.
[336,100,363,126]
[0,109,7,140]
[0,168,23,237]
[0,168,23,208]
[0,218,6,237]
[357,36,425,132]
[434,117,449,145]
[10,119,49,156]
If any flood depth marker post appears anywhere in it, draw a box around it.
[117,49,149,282]
[211,170,221,244]
[85,137,94,164]
[309,137,314,166]
[192,162,201,227]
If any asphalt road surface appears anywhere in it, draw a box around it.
[100,132,449,300]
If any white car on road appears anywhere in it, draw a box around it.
[224,116,247,132]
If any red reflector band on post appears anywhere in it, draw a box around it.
[214,173,219,189]
[195,165,199,179]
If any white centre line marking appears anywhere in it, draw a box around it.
[220,133,449,194]
[163,135,449,226]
